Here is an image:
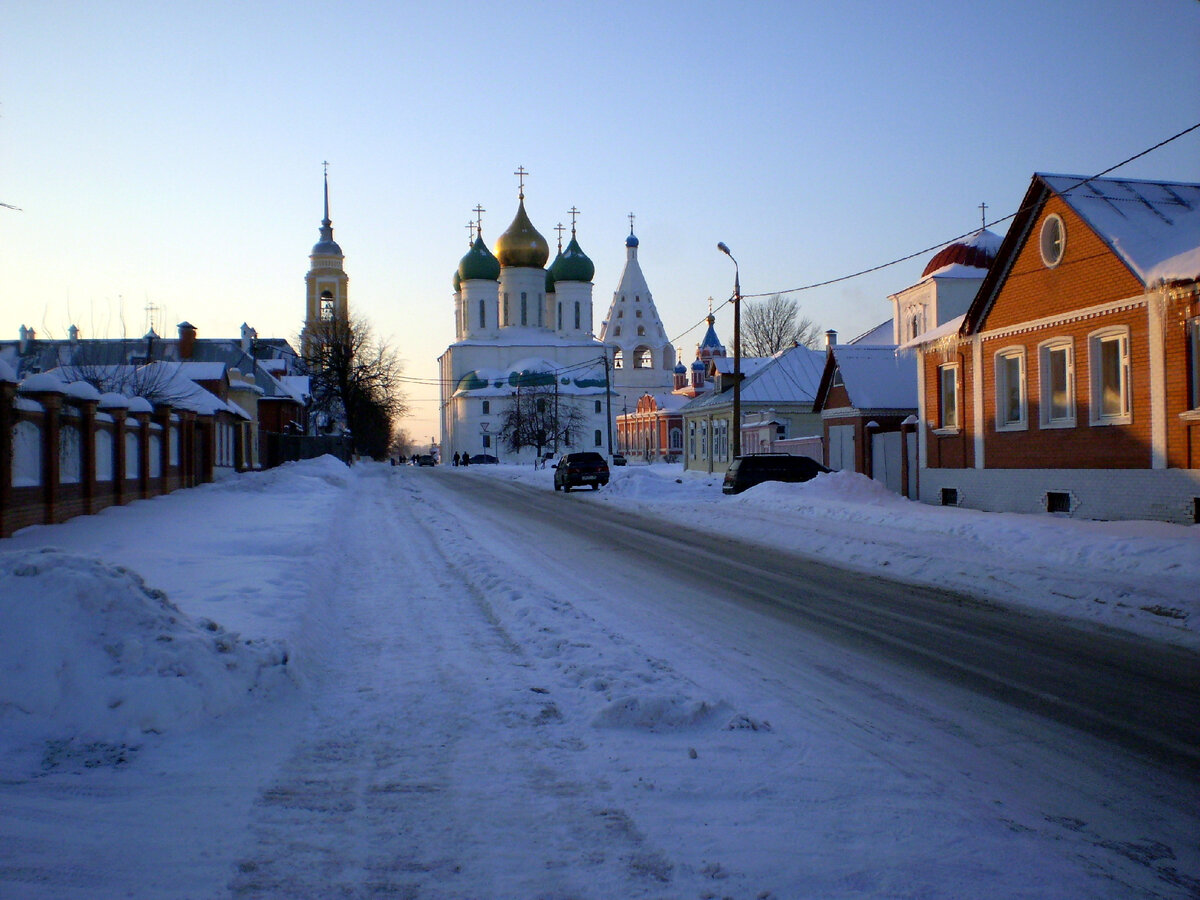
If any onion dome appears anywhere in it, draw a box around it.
[458,234,501,282]
[674,360,687,375]
[453,269,462,292]
[552,235,595,283]
[626,231,639,248]
[691,357,706,371]
[495,198,549,268]
[921,228,1001,278]
[546,245,564,291]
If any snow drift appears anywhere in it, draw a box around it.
[0,549,291,751]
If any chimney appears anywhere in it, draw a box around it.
[18,325,29,354]
[68,324,80,344]
[825,329,838,352]
[178,321,197,359]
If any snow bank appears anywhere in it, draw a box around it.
[0,549,290,755]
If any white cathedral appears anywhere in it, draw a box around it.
[438,175,675,463]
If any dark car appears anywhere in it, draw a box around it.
[553,451,610,491]
[416,454,436,467]
[611,453,627,466]
[722,453,831,495]
[469,454,499,465]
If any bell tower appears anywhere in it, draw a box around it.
[301,162,349,357]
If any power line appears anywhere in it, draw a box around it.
[740,120,1200,301]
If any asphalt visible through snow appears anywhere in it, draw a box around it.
[436,468,1200,777]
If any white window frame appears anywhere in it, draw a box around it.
[1040,214,1065,268]
[1189,316,1200,411]
[993,346,1027,431]
[1088,326,1132,426]
[936,363,960,432]
[1038,338,1076,428]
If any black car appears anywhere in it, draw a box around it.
[611,453,627,466]
[553,451,610,491]
[468,454,499,464]
[722,453,830,495]
[416,454,436,467]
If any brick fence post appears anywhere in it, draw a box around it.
[0,381,15,537]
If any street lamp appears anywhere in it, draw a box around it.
[717,241,741,460]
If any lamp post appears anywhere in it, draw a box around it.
[717,241,741,460]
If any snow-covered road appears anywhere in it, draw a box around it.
[2,458,1198,898]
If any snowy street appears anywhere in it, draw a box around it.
[2,458,1199,898]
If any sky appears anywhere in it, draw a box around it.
[4,1,1199,442]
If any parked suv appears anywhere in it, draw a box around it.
[553,452,610,491]
[722,453,830,495]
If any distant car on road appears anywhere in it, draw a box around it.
[469,454,499,465]
[722,453,830,495]
[416,454,436,467]
[611,453,627,466]
[553,451,610,492]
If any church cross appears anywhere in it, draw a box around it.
[466,220,476,246]
[554,222,565,250]
[473,204,486,233]
[628,211,636,234]
[322,160,329,177]
[568,206,580,233]
[514,165,528,198]
[979,202,988,229]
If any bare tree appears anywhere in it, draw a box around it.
[741,294,821,357]
[388,426,416,460]
[59,338,197,405]
[303,315,409,459]
[497,387,585,457]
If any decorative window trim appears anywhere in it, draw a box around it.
[937,362,960,431]
[1088,326,1132,426]
[1189,316,1200,411]
[1037,337,1076,428]
[1040,214,1065,268]
[993,346,1028,431]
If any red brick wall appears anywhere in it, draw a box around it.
[983,196,1145,331]
[980,306,1151,468]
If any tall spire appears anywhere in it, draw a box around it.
[312,162,342,257]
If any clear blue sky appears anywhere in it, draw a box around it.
[4,0,1198,442]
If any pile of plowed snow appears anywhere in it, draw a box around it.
[0,549,290,750]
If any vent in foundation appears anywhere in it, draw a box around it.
[940,488,958,506]
[1046,491,1071,514]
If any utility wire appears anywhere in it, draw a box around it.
[666,119,1200,349]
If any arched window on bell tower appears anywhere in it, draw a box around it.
[320,290,335,320]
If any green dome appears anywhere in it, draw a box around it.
[458,235,501,282]
[453,269,462,291]
[553,236,595,283]
[546,249,564,291]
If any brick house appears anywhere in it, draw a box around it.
[813,344,919,496]
[915,173,1200,523]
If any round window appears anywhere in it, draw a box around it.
[1040,214,1065,268]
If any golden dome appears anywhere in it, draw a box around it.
[494,198,550,269]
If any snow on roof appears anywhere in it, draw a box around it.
[277,375,310,403]
[174,362,229,381]
[685,345,826,411]
[922,261,992,280]
[903,314,966,351]
[0,359,16,383]
[848,319,895,346]
[830,346,917,410]
[1040,174,1200,285]
[711,356,771,378]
